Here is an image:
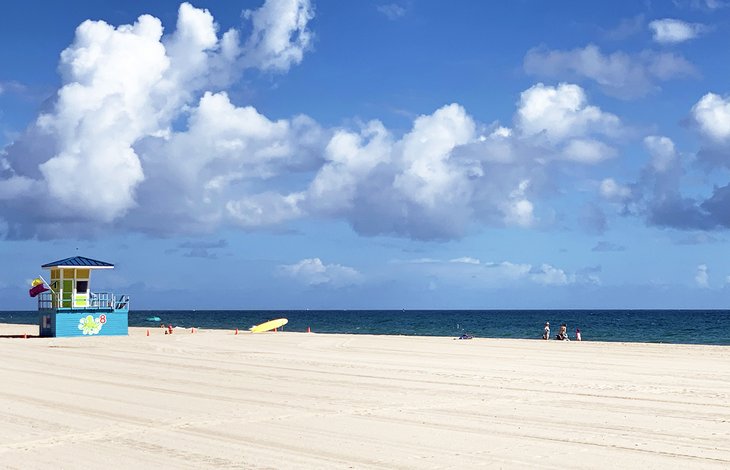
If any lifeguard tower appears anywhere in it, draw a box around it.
[36,256,129,337]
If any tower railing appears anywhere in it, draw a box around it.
[38,292,129,312]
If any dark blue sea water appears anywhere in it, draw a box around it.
[2,310,729,345]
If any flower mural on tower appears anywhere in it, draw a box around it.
[78,315,103,335]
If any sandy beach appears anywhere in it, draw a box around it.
[0,324,728,469]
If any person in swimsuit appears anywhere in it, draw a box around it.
[556,324,570,341]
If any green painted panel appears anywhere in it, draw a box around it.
[61,279,73,309]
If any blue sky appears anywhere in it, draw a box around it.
[3,0,730,310]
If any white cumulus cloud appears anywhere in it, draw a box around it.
[649,18,707,44]
[644,135,677,172]
[562,139,617,164]
[530,263,574,286]
[599,178,631,201]
[516,82,620,142]
[242,0,314,71]
[280,258,361,287]
[691,93,730,142]
[0,0,317,238]
[0,4,627,243]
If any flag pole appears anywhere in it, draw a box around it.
[38,274,55,294]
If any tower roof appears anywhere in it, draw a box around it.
[42,256,114,269]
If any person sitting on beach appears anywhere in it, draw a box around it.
[556,324,570,341]
[542,322,550,340]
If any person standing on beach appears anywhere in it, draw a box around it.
[543,322,550,340]
[575,328,582,341]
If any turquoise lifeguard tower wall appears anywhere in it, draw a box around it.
[37,256,129,337]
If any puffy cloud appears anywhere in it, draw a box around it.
[630,96,730,231]
[299,89,625,239]
[0,153,35,200]
[562,139,616,164]
[242,0,313,72]
[0,0,317,238]
[524,44,697,99]
[513,83,620,167]
[644,135,677,172]
[649,19,707,44]
[689,93,730,192]
[614,134,710,231]
[393,104,476,209]
[503,180,534,227]
[300,103,489,239]
[132,90,322,232]
[691,93,730,143]
[280,258,361,287]
[530,264,574,285]
[695,264,709,287]
[0,4,626,242]
[516,82,620,141]
[226,192,306,228]
[3,77,623,240]
[36,13,166,221]
[599,178,631,201]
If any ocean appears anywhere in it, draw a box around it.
[2,309,729,345]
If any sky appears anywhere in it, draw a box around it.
[2,0,730,310]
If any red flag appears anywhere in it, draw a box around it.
[29,283,49,297]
